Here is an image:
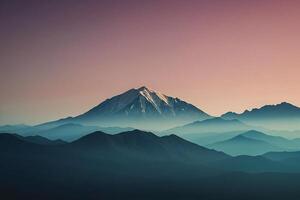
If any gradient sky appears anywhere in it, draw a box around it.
[1,0,300,125]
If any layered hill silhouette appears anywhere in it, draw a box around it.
[209,133,281,156]
[0,130,228,163]
[163,117,258,145]
[70,130,228,163]
[32,123,134,141]
[165,117,253,134]
[2,130,300,172]
[0,123,134,141]
[209,130,300,156]
[2,130,300,199]
[263,151,300,163]
[2,88,300,143]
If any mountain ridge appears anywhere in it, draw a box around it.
[221,102,300,130]
[222,102,300,119]
[40,86,212,130]
[209,133,282,156]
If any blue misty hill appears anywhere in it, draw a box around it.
[209,130,300,156]
[209,132,282,156]
[164,117,253,135]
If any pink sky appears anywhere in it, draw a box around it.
[1,0,300,125]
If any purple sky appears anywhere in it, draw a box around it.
[1,0,300,125]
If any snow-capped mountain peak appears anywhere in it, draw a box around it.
[69,86,211,130]
[138,86,170,112]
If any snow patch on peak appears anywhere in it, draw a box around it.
[156,92,169,105]
[137,86,151,92]
[137,86,169,105]
[139,89,162,113]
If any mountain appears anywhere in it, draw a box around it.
[262,151,300,171]
[242,130,287,141]
[0,124,32,133]
[0,130,229,163]
[241,130,300,150]
[221,102,300,130]
[209,134,282,156]
[19,135,66,145]
[35,123,100,141]
[0,133,66,146]
[165,117,252,134]
[31,123,133,141]
[40,86,211,130]
[262,151,300,170]
[3,132,300,199]
[71,129,228,163]
[208,130,300,156]
[0,123,135,141]
[162,117,256,145]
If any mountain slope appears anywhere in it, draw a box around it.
[209,134,282,156]
[0,133,66,146]
[162,117,258,146]
[263,151,300,161]
[165,118,252,135]
[0,124,32,133]
[3,123,135,142]
[221,102,300,130]
[80,86,209,118]
[20,135,66,145]
[3,132,300,199]
[33,123,133,141]
[40,86,211,130]
[71,129,228,163]
[241,130,300,150]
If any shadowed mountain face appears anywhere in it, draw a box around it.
[0,133,66,146]
[39,87,211,130]
[0,130,229,164]
[18,135,66,145]
[71,129,228,163]
[221,102,300,130]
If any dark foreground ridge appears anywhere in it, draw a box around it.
[1,131,300,200]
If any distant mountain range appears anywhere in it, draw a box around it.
[0,123,134,141]
[221,102,300,130]
[0,130,227,161]
[71,129,228,163]
[165,117,253,135]
[2,129,300,172]
[209,130,300,156]
[1,87,300,142]
[2,87,300,199]
[162,117,258,145]
[209,132,282,156]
